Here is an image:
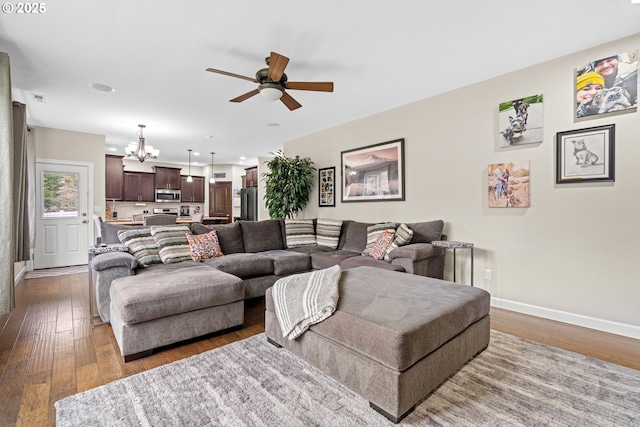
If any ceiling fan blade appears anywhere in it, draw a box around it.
[285,81,334,92]
[268,52,289,82]
[206,68,257,83]
[230,89,260,103]
[280,92,302,111]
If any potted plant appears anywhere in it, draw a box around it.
[263,150,316,219]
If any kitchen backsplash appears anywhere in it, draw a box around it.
[105,201,204,220]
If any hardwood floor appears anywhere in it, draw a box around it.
[0,273,638,426]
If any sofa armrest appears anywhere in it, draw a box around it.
[386,243,443,261]
[91,251,138,271]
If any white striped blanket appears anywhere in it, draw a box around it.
[272,265,341,340]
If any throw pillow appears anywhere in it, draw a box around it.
[316,218,343,249]
[384,223,414,261]
[150,225,192,264]
[369,230,396,260]
[117,227,161,268]
[191,222,244,254]
[186,230,223,261]
[362,222,398,256]
[285,219,317,248]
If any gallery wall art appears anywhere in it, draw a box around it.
[575,50,638,119]
[498,94,544,148]
[488,161,530,208]
[318,167,335,207]
[556,125,615,184]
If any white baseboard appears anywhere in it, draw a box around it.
[14,265,26,286]
[491,298,640,340]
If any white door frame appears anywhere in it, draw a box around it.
[34,158,94,268]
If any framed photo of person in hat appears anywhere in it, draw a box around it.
[575,50,638,119]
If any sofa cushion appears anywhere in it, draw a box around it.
[203,253,274,278]
[284,219,317,248]
[362,222,398,256]
[406,220,444,243]
[339,221,373,253]
[240,220,285,252]
[101,222,136,245]
[340,255,405,272]
[191,222,245,254]
[384,223,414,261]
[110,265,243,325]
[369,230,396,260]
[310,250,360,270]
[117,227,161,268]
[316,218,343,249]
[186,230,223,261]
[151,224,192,264]
[260,250,312,275]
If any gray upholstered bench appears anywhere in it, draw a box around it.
[265,266,490,423]
[110,264,245,361]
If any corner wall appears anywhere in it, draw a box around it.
[285,33,640,337]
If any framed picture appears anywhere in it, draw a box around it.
[341,138,405,202]
[556,124,615,184]
[318,167,335,207]
[488,161,530,208]
[575,50,638,119]
[498,94,544,147]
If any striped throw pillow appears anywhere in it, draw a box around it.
[117,227,161,267]
[362,222,398,256]
[384,223,414,261]
[316,218,343,249]
[285,219,317,248]
[151,225,193,264]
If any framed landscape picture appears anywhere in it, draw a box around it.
[341,138,405,202]
[556,124,615,184]
[318,167,335,207]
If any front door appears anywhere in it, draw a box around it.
[209,182,232,223]
[34,160,91,269]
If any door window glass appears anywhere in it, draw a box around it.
[42,171,79,218]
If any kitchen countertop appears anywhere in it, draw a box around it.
[105,217,229,225]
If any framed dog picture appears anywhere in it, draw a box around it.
[341,139,405,202]
[575,50,638,119]
[318,167,335,207]
[556,124,615,184]
[488,161,530,208]
[498,94,544,148]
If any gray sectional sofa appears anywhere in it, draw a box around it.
[93,218,445,360]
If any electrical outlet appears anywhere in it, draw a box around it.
[94,206,102,212]
[484,269,492,280]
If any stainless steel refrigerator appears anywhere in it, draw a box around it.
[240,187,258,221]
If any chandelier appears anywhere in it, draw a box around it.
[126,124,159,162]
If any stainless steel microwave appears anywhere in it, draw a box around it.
[155,189,181,203]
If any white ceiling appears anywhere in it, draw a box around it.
[1,1,639,167]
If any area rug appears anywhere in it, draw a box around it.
[24,264,88,279]
[55,331,640,426]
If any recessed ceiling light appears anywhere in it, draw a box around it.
[239,156,246,160]
[632,0,640,4]
[193,152,200,156]
[108,147,117,152]
[238,161,245,165]
[89,83,115,93]
[265,122,280,127]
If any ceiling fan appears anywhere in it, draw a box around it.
[206,52,334,111]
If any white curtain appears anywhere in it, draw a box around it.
[0,52,15,316]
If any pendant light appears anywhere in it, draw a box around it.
[209,152,216,184]
[186,149,193,183]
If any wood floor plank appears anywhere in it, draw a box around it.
[16,373,51,427]
[0,360,29,426]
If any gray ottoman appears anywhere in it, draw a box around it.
[265,266,490,423]
[110,264,245,361]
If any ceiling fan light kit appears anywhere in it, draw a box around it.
[206,51,334,111]
[126,124,159,162]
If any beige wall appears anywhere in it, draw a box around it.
[285,33,640,337]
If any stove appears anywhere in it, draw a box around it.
[153,208,178,215]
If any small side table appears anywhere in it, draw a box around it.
[88,244,128,327]
[431,241,474,286]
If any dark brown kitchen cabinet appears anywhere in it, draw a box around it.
[105,155,124,200]
[153,166,181,190]
[123,172,155,202]
[244,166,258,188]
[180,175,205,203]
